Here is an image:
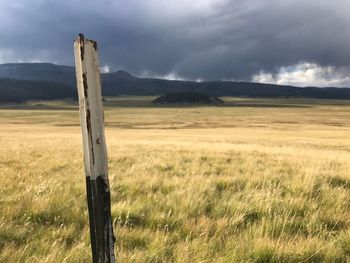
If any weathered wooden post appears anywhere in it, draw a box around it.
[74,34,116,263]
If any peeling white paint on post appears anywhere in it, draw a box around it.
[74,34,116,263]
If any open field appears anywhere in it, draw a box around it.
[1,97,350,262]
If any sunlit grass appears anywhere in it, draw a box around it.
[0,97,350,262]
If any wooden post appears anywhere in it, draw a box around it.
[74,34,116,263]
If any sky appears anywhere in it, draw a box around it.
[0,0,349,87]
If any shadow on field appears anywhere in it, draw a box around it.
[4,96,350,110]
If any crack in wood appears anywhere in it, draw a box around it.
[79,33,85,61]
[85,108,95,165]
[82,73,88,98]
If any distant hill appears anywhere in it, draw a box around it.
[1,63,350,102]
[153,92,223,104]
[0,78,75,102]
[0,63,75,86]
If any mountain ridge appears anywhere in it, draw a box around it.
[1,63,350,102]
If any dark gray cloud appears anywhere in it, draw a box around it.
[0,0,349,86]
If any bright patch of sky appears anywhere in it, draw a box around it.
[253,63,350,87]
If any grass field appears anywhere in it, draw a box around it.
[1,97,350,262]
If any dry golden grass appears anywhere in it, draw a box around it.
[1,97,350,262]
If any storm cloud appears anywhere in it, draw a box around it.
[0,0,349,86]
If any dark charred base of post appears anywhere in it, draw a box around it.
[86,175,116,263]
